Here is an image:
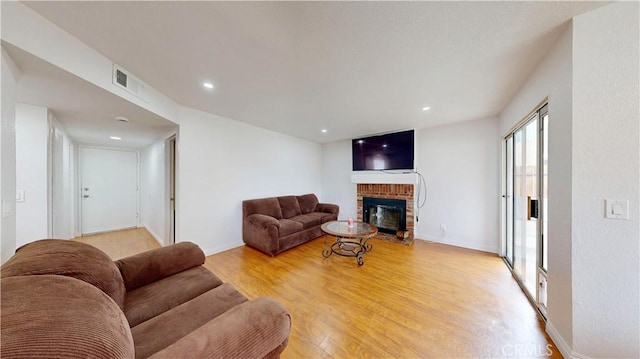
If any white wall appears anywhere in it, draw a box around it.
[572,2,639,357]
[1,48,20,264]
[139,137,167,244]
[415,117,500,253]
[499,23,574,353]
[321,119,500,253]
[140,107,324,255]
[321,140,357,220]
[174,106,322,254]
[15,103,49,248]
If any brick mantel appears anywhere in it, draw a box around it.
[357,183,414,239]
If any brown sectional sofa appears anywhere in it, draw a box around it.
[243,193,339,256]
[1,239,291,358]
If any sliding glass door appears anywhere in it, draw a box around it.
[504,103,548,316]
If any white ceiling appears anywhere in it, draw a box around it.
[5,43,177,149]
[22,1,605,144]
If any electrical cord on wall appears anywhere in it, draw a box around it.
[413,171,447,242]
[378,168,428,221]
[378,169,445,242]
[414,170,427,222]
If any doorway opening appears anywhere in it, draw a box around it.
[79,146,139,235]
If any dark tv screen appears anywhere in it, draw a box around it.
[352,130,414,171]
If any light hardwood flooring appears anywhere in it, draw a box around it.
[77,229,560,358]
[73,228,160,260]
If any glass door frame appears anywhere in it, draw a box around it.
[501,101,548,318]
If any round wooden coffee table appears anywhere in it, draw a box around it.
[320,220,378,266]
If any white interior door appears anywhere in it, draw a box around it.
[80,147,138,235]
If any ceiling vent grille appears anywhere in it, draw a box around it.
[112,64,146,100]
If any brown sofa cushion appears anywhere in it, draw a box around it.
[289,214,322,229]
[278,219,304,237]
[296,194,319,214]
[147,297,291,359]
[124,266,223,327]
[116,242,205,291]
[277,196,302,218]
[1,275,134,358]
[131,283,248,358]
[0,239,126,310]
[243,197,283,219]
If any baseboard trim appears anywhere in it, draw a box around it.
[546,321,590,359]
[141,226,164,247]
[416,236,499,254]
[202,240,244,256]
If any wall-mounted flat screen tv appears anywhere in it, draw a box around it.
[352,129,414,171]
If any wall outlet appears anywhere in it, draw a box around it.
[440,224,447,231]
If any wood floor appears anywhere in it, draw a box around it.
[73,228,160,260]
[77,229,561,358]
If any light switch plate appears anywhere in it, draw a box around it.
[605,199,629,220]
[16,190,25,203]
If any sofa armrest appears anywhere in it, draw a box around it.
[243,215,280,256]
[315,203,339,216]
[246,214,280,229]
[115,242,205,291]
[148,297,291,359]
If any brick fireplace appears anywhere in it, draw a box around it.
[357,183,414,239]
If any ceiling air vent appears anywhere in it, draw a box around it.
[115,68,127,87]
[112,64,146,100]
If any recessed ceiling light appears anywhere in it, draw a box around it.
[321,129,328,133]
[109,136,122,140]
[203,81,214,89]
[422,106,431,111]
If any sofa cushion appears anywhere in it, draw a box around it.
[131,283,248,358]
[146,297,291,359]
[289,214,322,229]
[278,219,304,237]
[124,266,223,327]
[116,242,205,291]
[1,275,134,359]
[296,194,319,214]
[0,239,126,310]
[277,196,302,219]
[304,212,338,224]
[243,197,283,219]
[308,211,337,224]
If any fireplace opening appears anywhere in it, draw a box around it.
[362,197,406,235]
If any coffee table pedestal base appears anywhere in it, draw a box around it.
[322,236,372,266]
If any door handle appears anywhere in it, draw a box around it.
[528,196,539,220]
[83,194,90,198]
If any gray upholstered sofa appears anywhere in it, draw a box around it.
[1,239,291,358]
[242,194,339,256]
